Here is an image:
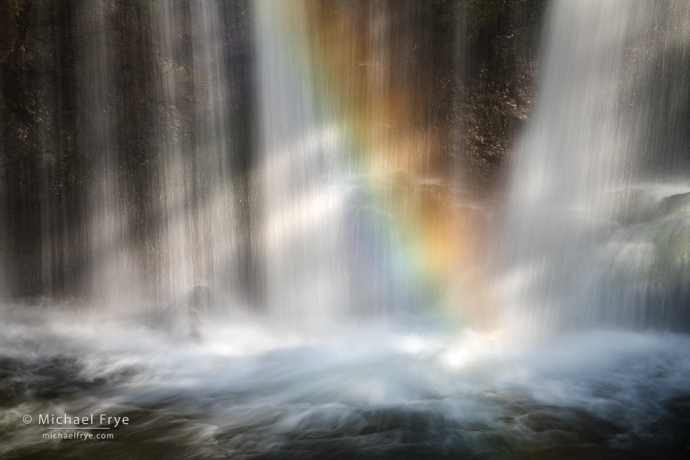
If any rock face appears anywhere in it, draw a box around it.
[454,0,547,195]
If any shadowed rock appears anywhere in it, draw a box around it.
[157,285,225,342]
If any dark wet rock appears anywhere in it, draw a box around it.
[599,190,657,226]
[156,285,226,341]
[661,191,690,214]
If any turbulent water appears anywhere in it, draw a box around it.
[1,307,689,459]
[2,0,690,458]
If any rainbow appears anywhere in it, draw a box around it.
[259,0,492,327]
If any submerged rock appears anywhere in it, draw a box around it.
[605,190,662,225]
[661,191,690,215]
[585,188,690,331]
[156,285,225,342]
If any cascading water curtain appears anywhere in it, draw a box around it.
[495,0,690,336]
[255,0,353,327]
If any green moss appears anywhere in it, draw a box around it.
[133,0,161,14]
[467,0,502,39]
[655,224,690,262]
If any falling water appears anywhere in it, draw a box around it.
[497,0,690,335]
[20,0,249,309]
[150,0,240,306]
[79,0,137,307]
[256,0,354,325]
[254,0,459,325]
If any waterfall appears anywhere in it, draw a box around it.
[5,2,690,458]
[0,1,249,308]
[255,0,353,325]
[79,0,138,307]
[497,0,690,334]
[150,0,240,305]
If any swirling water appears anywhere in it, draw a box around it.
[1,305,689,459]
